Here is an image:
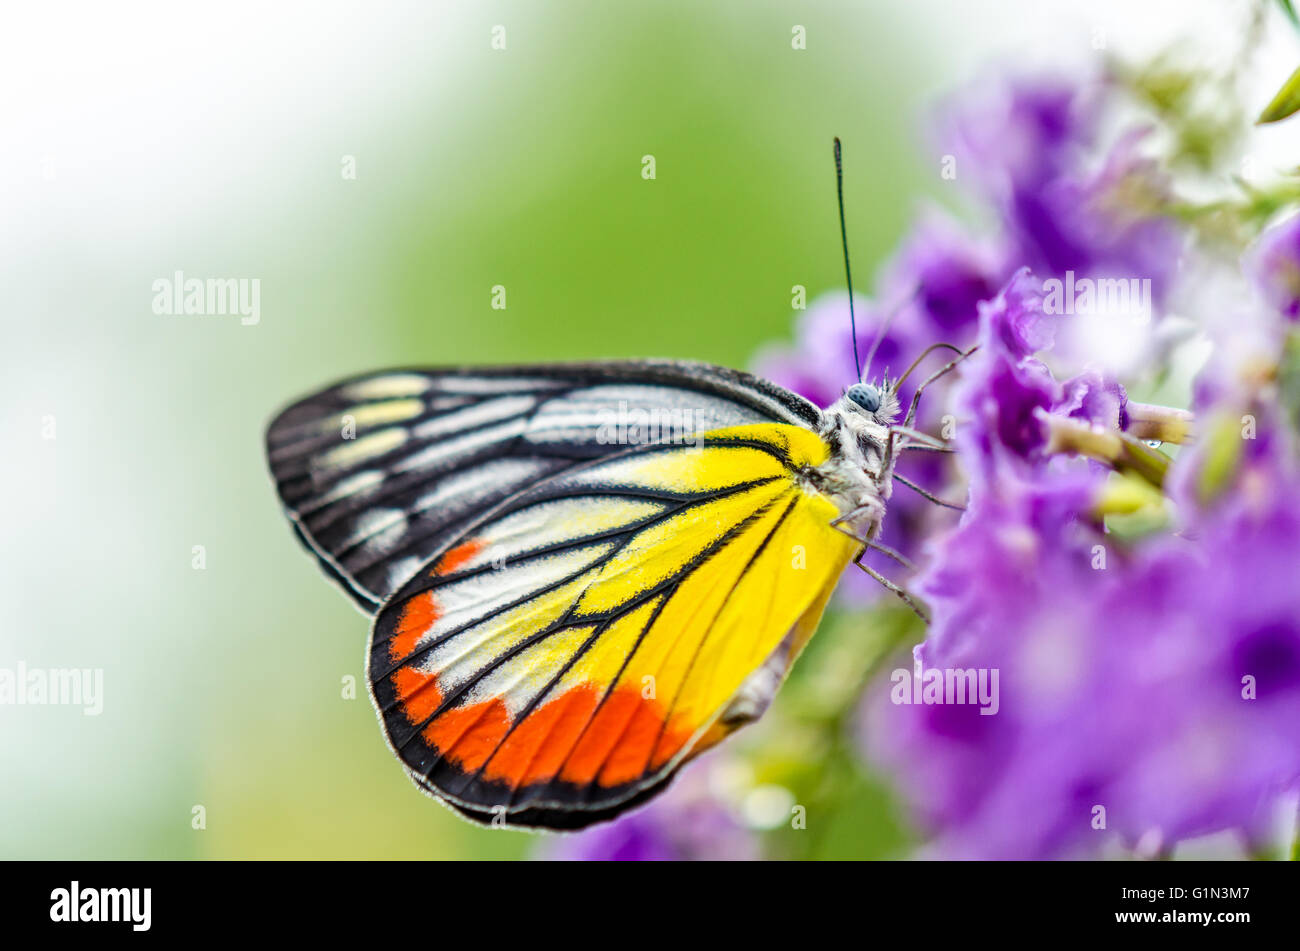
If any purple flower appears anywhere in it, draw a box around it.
[948,272,1066,483]
[1104,496,1300,847]
[1023,130,1181,295]
[876,208,1007,341]
[935,72,1097,207]
[1245,212,1300,321]
[951,270,1135,485]
[536,762,758,861]
[744,60,1300,860]
[863,459,1300,852]
[1056,370,1128,432]
[936,74,1182,308]
[860,269,1300,858]
[755,68,1188,603]
[985,269,1055,358]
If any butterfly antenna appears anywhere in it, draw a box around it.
[902,344,980,429]
[895,341,964,392]
[833,137,862,382]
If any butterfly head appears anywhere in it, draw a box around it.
[810,380,899,535]
[846,382,882,414]
[818,377,900,491]
[837,378,898,425]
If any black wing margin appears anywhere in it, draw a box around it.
[264,359,821,613]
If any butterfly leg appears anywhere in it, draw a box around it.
[864,537,917,572]
[889,425,950,451]
[829,515,930,622]
[853,553,931,624]
[831,522,917,571]
[882,427,899,480]
[892,473,966,511]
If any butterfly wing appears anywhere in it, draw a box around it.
[369,422,858,828]
[265,361,820,613]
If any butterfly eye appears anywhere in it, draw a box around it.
[847,383,882,413]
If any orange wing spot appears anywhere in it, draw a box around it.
[425,697,510,772]
[573,686,697,788]
[392,666,443,726]
[561,687,646,785]
[484,685,600,788]
[433,539,484,575]
[389,591,440,663]
[599,692,667,786]
[418,684,700,788]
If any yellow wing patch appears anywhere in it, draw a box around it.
[368,423,857,824]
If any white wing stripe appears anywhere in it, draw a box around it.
[394,418,529,474]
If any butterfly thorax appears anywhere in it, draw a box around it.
[801,385,900,539]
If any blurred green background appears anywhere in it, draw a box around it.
[1,0,1245,858]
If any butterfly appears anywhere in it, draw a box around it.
[264,356,962,830]
[263,139,966,830]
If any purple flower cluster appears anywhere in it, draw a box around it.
[861,268,1300,858]
[937,75,1181,300]
[1245,212,1300,321]
[756,72,1182,598]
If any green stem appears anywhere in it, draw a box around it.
[1125,401,1196,444]
[1043,414,1173,488]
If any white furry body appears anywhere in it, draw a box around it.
[800,387,901,543]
